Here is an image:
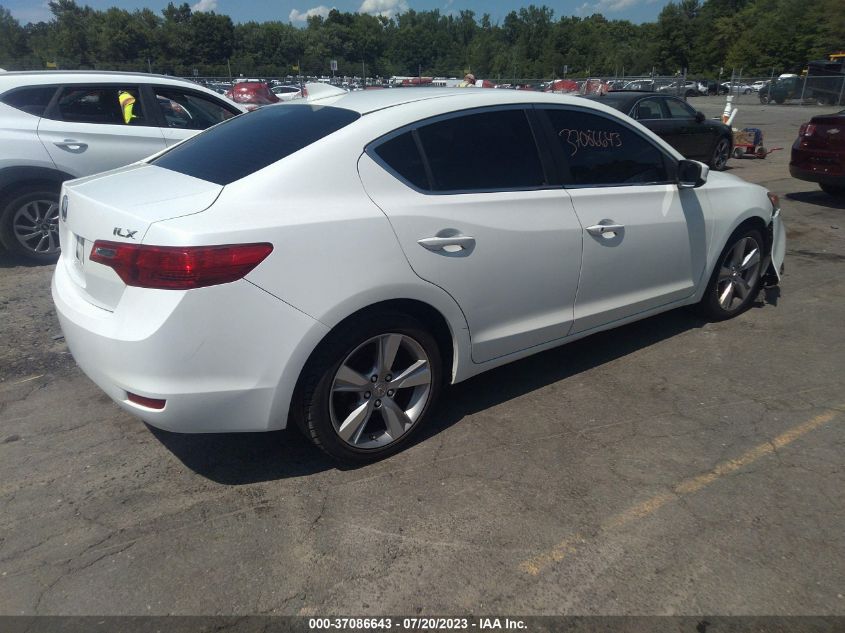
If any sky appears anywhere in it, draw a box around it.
[6,0,673,27]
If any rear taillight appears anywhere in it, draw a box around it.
[90,241,273,290]
[802,123,816,137]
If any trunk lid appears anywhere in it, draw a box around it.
[801,115,845,149]
[59,163,222,311]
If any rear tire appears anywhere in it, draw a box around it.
[293,312,442,464]
[820,183,845,198]
[696,227,764,321]
[0,185,61,262]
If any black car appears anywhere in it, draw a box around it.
[583,92,733,170]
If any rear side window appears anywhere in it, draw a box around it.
[543,108,669,186]
[1,86,57,117]
[373,132,428,190]
[416,109,545,191]
[152,104,360,186]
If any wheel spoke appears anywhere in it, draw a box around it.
[390,359,430,390]
[333,364,370,392]
[382,398,412,440]
[22,204,38,223]
[35,235,49,252]
[718,266,732,282]
[734,276,751,299]
[719,281,734,309]
[337,401,372,443]
[378,334,402,375]
[740,248,760,271]
[729,239,747,267]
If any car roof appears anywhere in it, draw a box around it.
[309,87,614,115]
[0,70,244,111]
[0,70,216,93]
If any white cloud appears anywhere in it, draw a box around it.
[289,5,332,22]
[576,0,639,14]
[357,0,409,18]
[191,0,218,12]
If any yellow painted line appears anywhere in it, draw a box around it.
[519,406,842,576]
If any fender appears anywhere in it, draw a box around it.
[0,165,75,199]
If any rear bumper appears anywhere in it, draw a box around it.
[52,262,329,433]
[790,146,845,186]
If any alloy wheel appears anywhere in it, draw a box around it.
[329,333,432,449]
[712,138,730,170]
[13,198,60,256]
[716,236,761,311]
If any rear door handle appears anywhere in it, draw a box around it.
[417,235,476,252]
[53,139,88,152]
[586,224,624,237]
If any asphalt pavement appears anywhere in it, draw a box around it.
[0,95,843,616]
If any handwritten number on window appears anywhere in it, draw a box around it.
[559,128,623,157]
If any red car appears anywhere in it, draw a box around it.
[225,82,280,109]
[790,109,845,197]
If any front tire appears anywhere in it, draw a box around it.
[0,186,61,262]
[696,227,764,321]
[294,312,442,464]
[710,137,731,171]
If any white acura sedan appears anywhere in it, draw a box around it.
[52,89,786,463]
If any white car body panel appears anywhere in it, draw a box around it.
[52,89,785,435]
[567,184,708,333]
[0,102,55,171]
[359,152,583,363]
[38,117,167,178]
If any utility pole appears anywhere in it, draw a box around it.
[147,58,152,73]
[227,58,232,82]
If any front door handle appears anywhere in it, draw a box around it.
[586,223,624,237]
[418,235,476,252]
[53,139,88,152]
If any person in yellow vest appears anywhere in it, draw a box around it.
[118,90,136,124]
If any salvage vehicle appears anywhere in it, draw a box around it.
[790,109,845,197]
[0,71,244,261]
[583,92,733,170]
[52,89,785,463]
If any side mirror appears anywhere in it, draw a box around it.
[678,159,708,188]
[695,111,706,123]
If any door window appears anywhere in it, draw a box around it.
[153,88,239,130]
[53,86,148,126]
[415,109,546,192]
[664,98,696,118]
[543,108,670,186]
[633,98,664,120]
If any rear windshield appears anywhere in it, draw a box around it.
[151,104,360,185]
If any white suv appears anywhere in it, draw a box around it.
[0,71,244,262]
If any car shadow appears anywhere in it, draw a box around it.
[0,250,52,268]
[786,190,845,210]
[153,307,711,485]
